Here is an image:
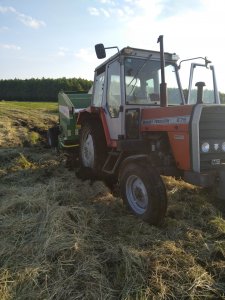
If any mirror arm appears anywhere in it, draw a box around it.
[178,56,212,69]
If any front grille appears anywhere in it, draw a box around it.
[199,106,225,171]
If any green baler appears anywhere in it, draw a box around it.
[56,91,91,149]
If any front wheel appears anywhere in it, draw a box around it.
[119,162,167,225]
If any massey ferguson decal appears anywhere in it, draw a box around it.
[142,115,190,126]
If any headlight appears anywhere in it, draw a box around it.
[222,142,225,152]
[201,142,210,153]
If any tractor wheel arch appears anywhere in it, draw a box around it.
[118,155,149,175]
[77,111,91,126]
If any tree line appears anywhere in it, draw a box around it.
[0,77,224,103]
[0,78,93,102]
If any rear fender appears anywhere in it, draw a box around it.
[76,105,99,125]
[119,154,149,179]
[77,107,115,148]
[76,110,91,126]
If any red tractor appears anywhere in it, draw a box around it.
[51,36,225,225]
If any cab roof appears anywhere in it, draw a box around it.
[94,46,179,73]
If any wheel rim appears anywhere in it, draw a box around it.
[126,175,148,214]
[82,132,94,168]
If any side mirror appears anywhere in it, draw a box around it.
[95,43,106,59]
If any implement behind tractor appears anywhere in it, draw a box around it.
[48,36,225,225]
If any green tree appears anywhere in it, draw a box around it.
[0,78,93,102]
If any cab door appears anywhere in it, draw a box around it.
[104,59,123,140]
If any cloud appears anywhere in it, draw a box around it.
[57,47,69,57]
[0,44,21,50]
[88,7,100,16]
[158,0,202,18]
[0,5,46,29]
[87,0,135,20]
[100,8,111,17]
[88,6,134,20]
[99,0,116,4]
[88,0,203,22]
[0,26,9,32]
[0,6,16,13]
[74,48,97,64]
[55,47,95,60]
[17,13,46,29]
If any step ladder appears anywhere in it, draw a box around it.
[102,150,123,174]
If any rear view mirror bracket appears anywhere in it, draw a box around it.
[95,43,119,59]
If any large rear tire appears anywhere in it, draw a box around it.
[119,161,167,225]
[47,126,59,148]
[79,120,107,174]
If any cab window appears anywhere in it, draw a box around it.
[93,72,105,107]
[107,60,121,117]
[124,58,183,105]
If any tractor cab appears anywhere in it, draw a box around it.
[94,41,220,111]
[93,44,185,109]
[92,43,186,141]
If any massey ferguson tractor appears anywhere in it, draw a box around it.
[48,36,225,225]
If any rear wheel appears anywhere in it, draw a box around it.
[79,120,107,173]
[119,161,167,225]
[47,126,59,147]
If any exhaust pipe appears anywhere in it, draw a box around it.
[157,35,168,107]
[195,81,205,104]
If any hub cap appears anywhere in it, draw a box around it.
[82,133,94,168]
[126,175,148,214]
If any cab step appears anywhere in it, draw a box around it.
[102,151,123,174]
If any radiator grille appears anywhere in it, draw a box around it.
[199,106,225,171]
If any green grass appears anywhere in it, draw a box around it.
[0,101,58,116]
[0,100,57,109]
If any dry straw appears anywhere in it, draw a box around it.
[0,102,225,299]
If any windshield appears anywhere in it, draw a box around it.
[124,57,183,106]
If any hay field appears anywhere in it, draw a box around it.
[0,101,225,299]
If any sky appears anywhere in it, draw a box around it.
[0,0,225,92]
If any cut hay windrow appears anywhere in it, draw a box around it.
[0,101,225,299]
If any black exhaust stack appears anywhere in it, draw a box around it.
[157,35,168,107]
[195,81,205,104]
